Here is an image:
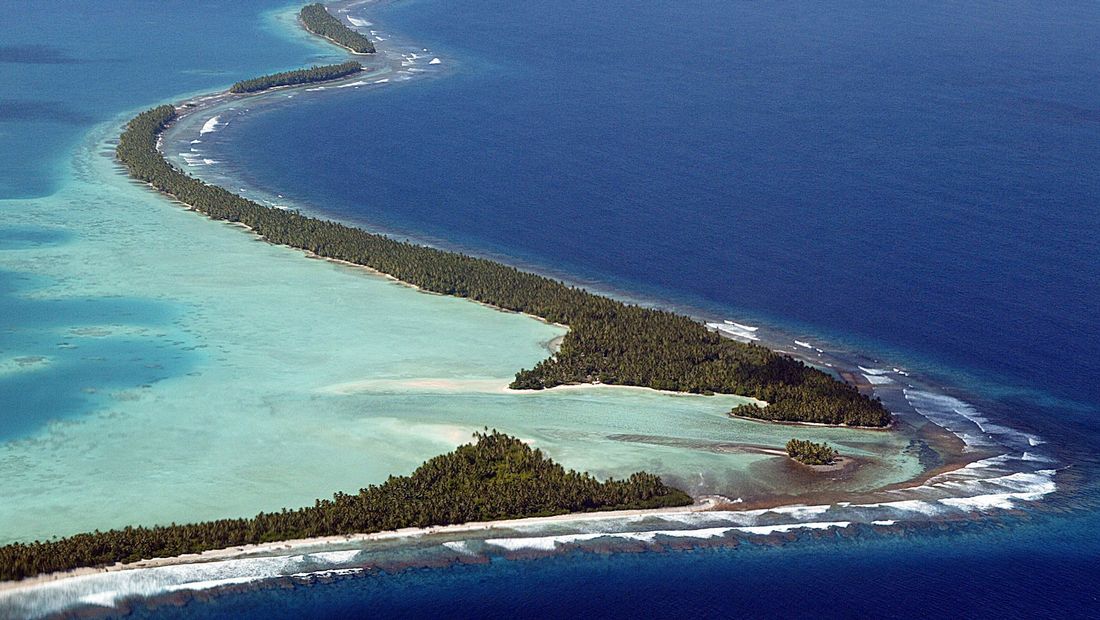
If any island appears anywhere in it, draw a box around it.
[117,100,891,427]
[786,439,840,466]
[299,3,376,54]
[229,60,363,94]
[0,432,689,581]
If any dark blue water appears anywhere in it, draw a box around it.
[219,0,1100,416]
[131,515,1100,619]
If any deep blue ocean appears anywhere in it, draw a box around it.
[3,0,1100,617]
[218,0,1100,414]
[128,518,1100,619]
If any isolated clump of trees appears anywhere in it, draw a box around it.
[229,61,362,94]
[786,439,840,465]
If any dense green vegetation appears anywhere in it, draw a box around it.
[786,439,840,465]
[0,432,689,581]
[300,3,376,54]
[116,104,889,427]
[229,61,362,94]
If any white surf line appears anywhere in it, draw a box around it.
[483,522,854,552]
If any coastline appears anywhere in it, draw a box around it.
[147,0,1046,481]
[0,498,721,594]
[0,432,1023,597]
[0,433,1023,598]
[296,15,376,56]
[727,411,892,431]
[161,76,941,429]
[149,0,1036,490]
[149,94,892,426]
[154,42,943,426]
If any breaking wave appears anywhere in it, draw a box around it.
[199,115,221,135]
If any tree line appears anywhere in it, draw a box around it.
[116,104,891,427]
[0,432,690,582]
[229,61,362,94]
[300,3,376,54]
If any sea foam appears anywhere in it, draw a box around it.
[199,115,221,135]
[705,322,760,341]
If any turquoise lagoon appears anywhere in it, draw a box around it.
[1,117,926,544]
[0,3,923,546]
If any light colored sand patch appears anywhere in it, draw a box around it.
[318,377,511,394]
[526,382,767,406]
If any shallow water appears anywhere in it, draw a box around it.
[8,119,911,544]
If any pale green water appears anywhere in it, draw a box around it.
[0,6,921,546]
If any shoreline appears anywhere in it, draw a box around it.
[157,55,959,427]
[296,14,377,56]
[157,96,886,425]
[0,438,997,594]
[727,411,893,431]
[163,87,939,424]
[148,0,1021,468]
[0,498,722,593]
[148,0,997,477]
[133,1,1057,446]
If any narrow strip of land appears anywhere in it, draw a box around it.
[0,433,690,582]
[230,60,363,94]
[121,100,891,428]
[300,3,376,54]
[0,497,723,595]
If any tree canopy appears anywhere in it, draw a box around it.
[786,439,840,465]
[300,3,376,54]
[229,61,362,94]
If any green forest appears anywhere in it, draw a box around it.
[0,432,689,581]
[229,61,362,94]
[300,3,376,54]
[116,104,891,427]
[786,439,840,465]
